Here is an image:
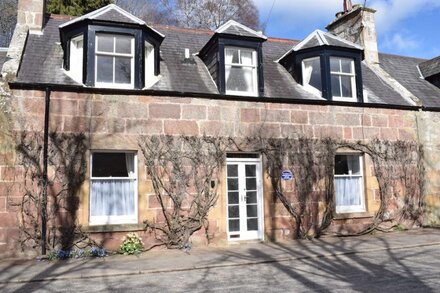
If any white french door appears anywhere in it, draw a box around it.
[226,157,264,241]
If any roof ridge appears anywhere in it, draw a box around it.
[379,52,427,61]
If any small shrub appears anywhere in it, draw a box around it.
[120,233,144,255]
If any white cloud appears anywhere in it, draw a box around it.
[383,33,420,52]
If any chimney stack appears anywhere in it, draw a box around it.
[17,0,46,33]
[326,4,379,64]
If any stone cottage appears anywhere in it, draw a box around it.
[1,1,440,257]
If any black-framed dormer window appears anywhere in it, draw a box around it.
[95,33,135,89]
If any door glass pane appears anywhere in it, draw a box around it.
[229,219,240,232]
[115,57,131,84]
[228,206,239,218]
[245,165,256,177]
[331,75,341,97]
[247,218,258,231]
[341,76,353,97]
[246,191,257,204]
[228,192,239,204]
[247,205,258,218]
[96,55,113,83]
[227,165,238,177]
[97,35,114,52]
[227,178,238,191]
[246,178,256,190]
[115,36,132,54]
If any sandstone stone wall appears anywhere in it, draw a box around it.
[0,89,422,256]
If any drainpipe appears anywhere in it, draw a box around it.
[42,87,51,255]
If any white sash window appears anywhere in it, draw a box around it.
[330,57,357,101]
[90,152,138,225]
[334,154,365,213]
[225,47,258,96]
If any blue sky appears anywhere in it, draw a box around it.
[254,0,440,59]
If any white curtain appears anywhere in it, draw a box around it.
[90,179,135,217]
[225,50,234,82]
[335,176,361,207]
[125,153,135,178]
[303,61,314,85]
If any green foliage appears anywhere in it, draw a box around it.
[119,233,144,255]
[47,0,113,16]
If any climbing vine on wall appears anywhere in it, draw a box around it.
[9,131,95,252]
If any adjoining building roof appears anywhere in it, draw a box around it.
[14,15,440,108]
[215,20,267,40]
[419,55,440,79]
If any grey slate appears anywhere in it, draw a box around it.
[14,17,432,108]
[220,24,264,39]
[379,53,440,108]
[419,55,440,78]
[93,9,140,25]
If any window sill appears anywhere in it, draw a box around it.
[333,211,374,220]
[83,223,145,233]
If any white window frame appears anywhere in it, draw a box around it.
[67,35,84,84]
[95,34,135,89]
[330,57,357,101]
[144,41,158,88]
[225,47,258,97]
[89,151,138,225]
[334,154,365,214]
[301,56,322,97]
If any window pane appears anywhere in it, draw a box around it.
[225,48,239,64]
[303,58,322,92]
[228,192,239,204]
[226,66,253,92]
[229,219,240,232]
[90,179,136,216]
[246,191,257,204]
[245,165,256,177]
[330,57,340,72]
[247,204,258,218]
[96,55,113,83]
[341,76,354,97]
[331,74,341,97]
[335,177,362,206]
[115,57,131,84]
[246,178,257,190]
[115,36,132,54]
[240,50,253,66]
[227,165,238,177]
[92,153,131,177]
[228,206,240,218]
[97,35,114,52]
[341,59,353,73]
[228,178,239,191]
[247,218,258,231]
[335,155,361,175]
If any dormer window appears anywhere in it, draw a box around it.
[279,30,364,102]
[225,47,258,96]
[59,4,164,90]
[199,20,266,97]
[330,57,356,100]
[95,34,134,88]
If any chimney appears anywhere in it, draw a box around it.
[17,0,46,33]
[326,4,379,64]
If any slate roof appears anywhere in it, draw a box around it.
[293,30,363,52]
[216,20,267,40]
[14,15,440,108]
[419,56,440,79]
[379,53,440,108]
